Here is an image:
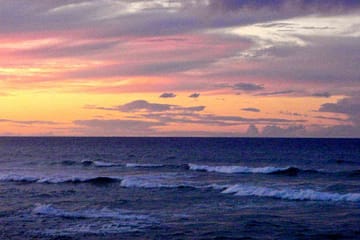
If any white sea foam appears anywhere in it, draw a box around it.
[188,163,290,174]
[0,174,39,183]
[221,184,360,202]
[33,204,149,220]
[0,173,121,184]
[39,221,151,235]
[121,173,195,189]
[126,163,164,168]
[81,159,121,167]
[33,204,155,234]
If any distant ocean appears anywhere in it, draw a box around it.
[0,137,359,239]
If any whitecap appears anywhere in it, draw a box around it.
[0,174,39,183]
[81,159,121,167]
[33,204,156,235]
[221,184,360,202]
[120,173,195,189]
[125,163,164,168]
[33,204,149,220]
[0,173,121,184]
[188,163,290,174]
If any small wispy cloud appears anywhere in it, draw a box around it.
[189,93,200,98]
[160,92,176,98]
[242,107,260,112]
[233,83,264,91]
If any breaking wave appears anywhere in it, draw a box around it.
[188,163,298,174]
[33,204,156,234]
[188,163,328,176]
[220,184,360,202]
[0,174,121,184]
[120,174,197,189]
[33,204,149,220]
[125,163,164,168]
[81,159,121,167]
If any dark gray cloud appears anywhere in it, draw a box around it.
[184,106,206,112]
[0,1,252,37]
[242,107,260,112]
[140,112,235,127]
[319,97,360,115]
[208,0,360,14]
[262,125,307,137]
[2,1,358,97]
[119,100,205,113]
[244,124,260,137]
[233,83,264,91]
[256,90,296,96]
[248,37,360,86]
[159,92,176,98]
[189,93,200,98]
[2,1,359,137]
[86,100,205,113]
[4,0,358,39]
[201,37,359,99]
[318,97,360,125]
[280,111,307,117]
[86,99,306,130]
[73,119,163,136]
[311,92,331,98]
[314,116,347,122]
[142,111,306,127]
[309,124,360,138]
[204,114,306,124]
[242,123,360,138]
[118,100,172,112]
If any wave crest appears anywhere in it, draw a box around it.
[125,163,164,168]
[188,163,293,174]
[33,204,149,220]
[120,174,196,189]
[81,160,121,167]
[0,174,121,184]
[33,204,156,234]
[221,184,360,202]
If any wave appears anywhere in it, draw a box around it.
[125,163,164,168]
[81,159,121,167]
[33,204,149,220]
[220,184,360,202]
[120,174,196,189]
[0,174,121,184]
[188,163,299,174]
[58,159,121,167]
[71,160,185,169]
[187,163,332,176]
[0,174,39,183]
[118,173,360,202]
[33,204,156,234]
[270,167,303,176]
[60,160,77,166]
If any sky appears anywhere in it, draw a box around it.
[0,0,359,137]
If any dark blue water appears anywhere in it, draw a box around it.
[0,137,359,239]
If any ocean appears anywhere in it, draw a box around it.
[0,137,359,239]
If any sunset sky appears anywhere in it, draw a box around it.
[0,0,359,137]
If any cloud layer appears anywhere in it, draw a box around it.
[0,0,359,136]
